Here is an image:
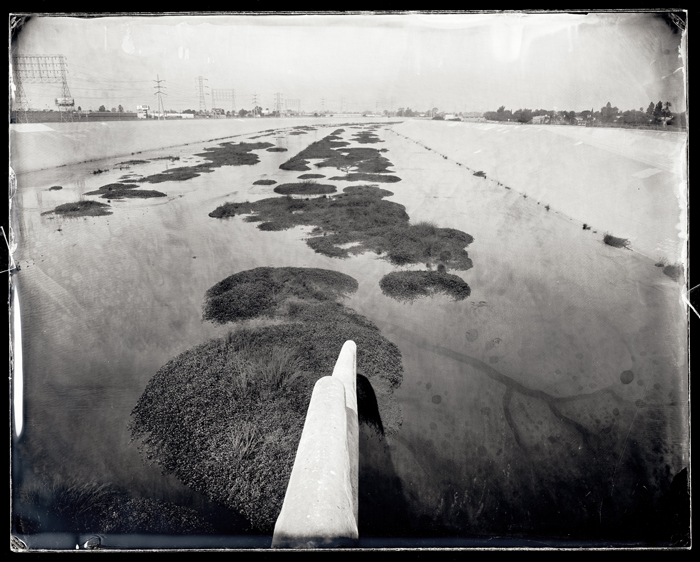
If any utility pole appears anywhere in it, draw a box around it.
[196,76,209,114]
[153,74,167,120]
[252,93,259,117]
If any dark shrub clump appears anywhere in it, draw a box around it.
[603,233,630,249]
[663,263,684,281]
[379,270,471,302]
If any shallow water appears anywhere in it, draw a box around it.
[11,120,688,547]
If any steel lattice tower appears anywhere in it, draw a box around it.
[274,92,283,115]
[196,76,209,113]
[211,89,236,115]
[12,54,75,123]
[153,75,167,120]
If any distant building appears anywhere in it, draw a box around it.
[532,115,548,124]
[136,105,150,119]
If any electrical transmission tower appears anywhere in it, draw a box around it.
[285,98,300,114]
[12,54,75,123]
[196,76,209,114]
[153,75,167,120]
[212,89,236,115]
[321,97,325,114]
[274,92,283,115]
[252,93,259,116]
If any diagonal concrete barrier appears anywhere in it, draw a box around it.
[272,341,358,549]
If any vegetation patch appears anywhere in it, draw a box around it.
[130,267,403,532]
[266,147,288,152]
[139,167,209,184]
[663,263,684,281]
[85,183,167,199]
[253,179,277,185]
[298,173,326,179]
[352,131,383,144]
[279,135,351,171]
[117,159,149,166]
[273,181,337,195]
[203,266,359,323]
[140,142,275,183]
[603,233,630,249]
[319,147,395,174]
[48,185,63,191]
[289,131,307,135]
[209,187,473,270]
[329,173,402,183]
[379,270,471,302]
[50,200,112,217]
[473,171,486,178]
[151,156,181,161]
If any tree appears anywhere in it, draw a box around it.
[98,105,106,112]
[118,105,124,113]
[111,108,117,113]
[77,106,82,112]
[653,101,663,123]
[513,108,533,123]
[563,110,577,124]
[600,102,618,123]
[662,101,673,119]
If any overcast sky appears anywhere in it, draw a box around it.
[12,12,687,114]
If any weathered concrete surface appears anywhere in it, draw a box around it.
[272,376,358,549]
[391,120,687,261]
[331,340,359,524]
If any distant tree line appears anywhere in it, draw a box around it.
[482,101,685,128]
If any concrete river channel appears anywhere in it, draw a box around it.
[10,117,688,548]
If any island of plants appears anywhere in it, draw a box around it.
[209,186,473,271]
[379,270,471,302]
[129,266,404,533]
[46,200,112,217]
[85,183,167,199]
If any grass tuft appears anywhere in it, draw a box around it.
[603,233,630,249]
